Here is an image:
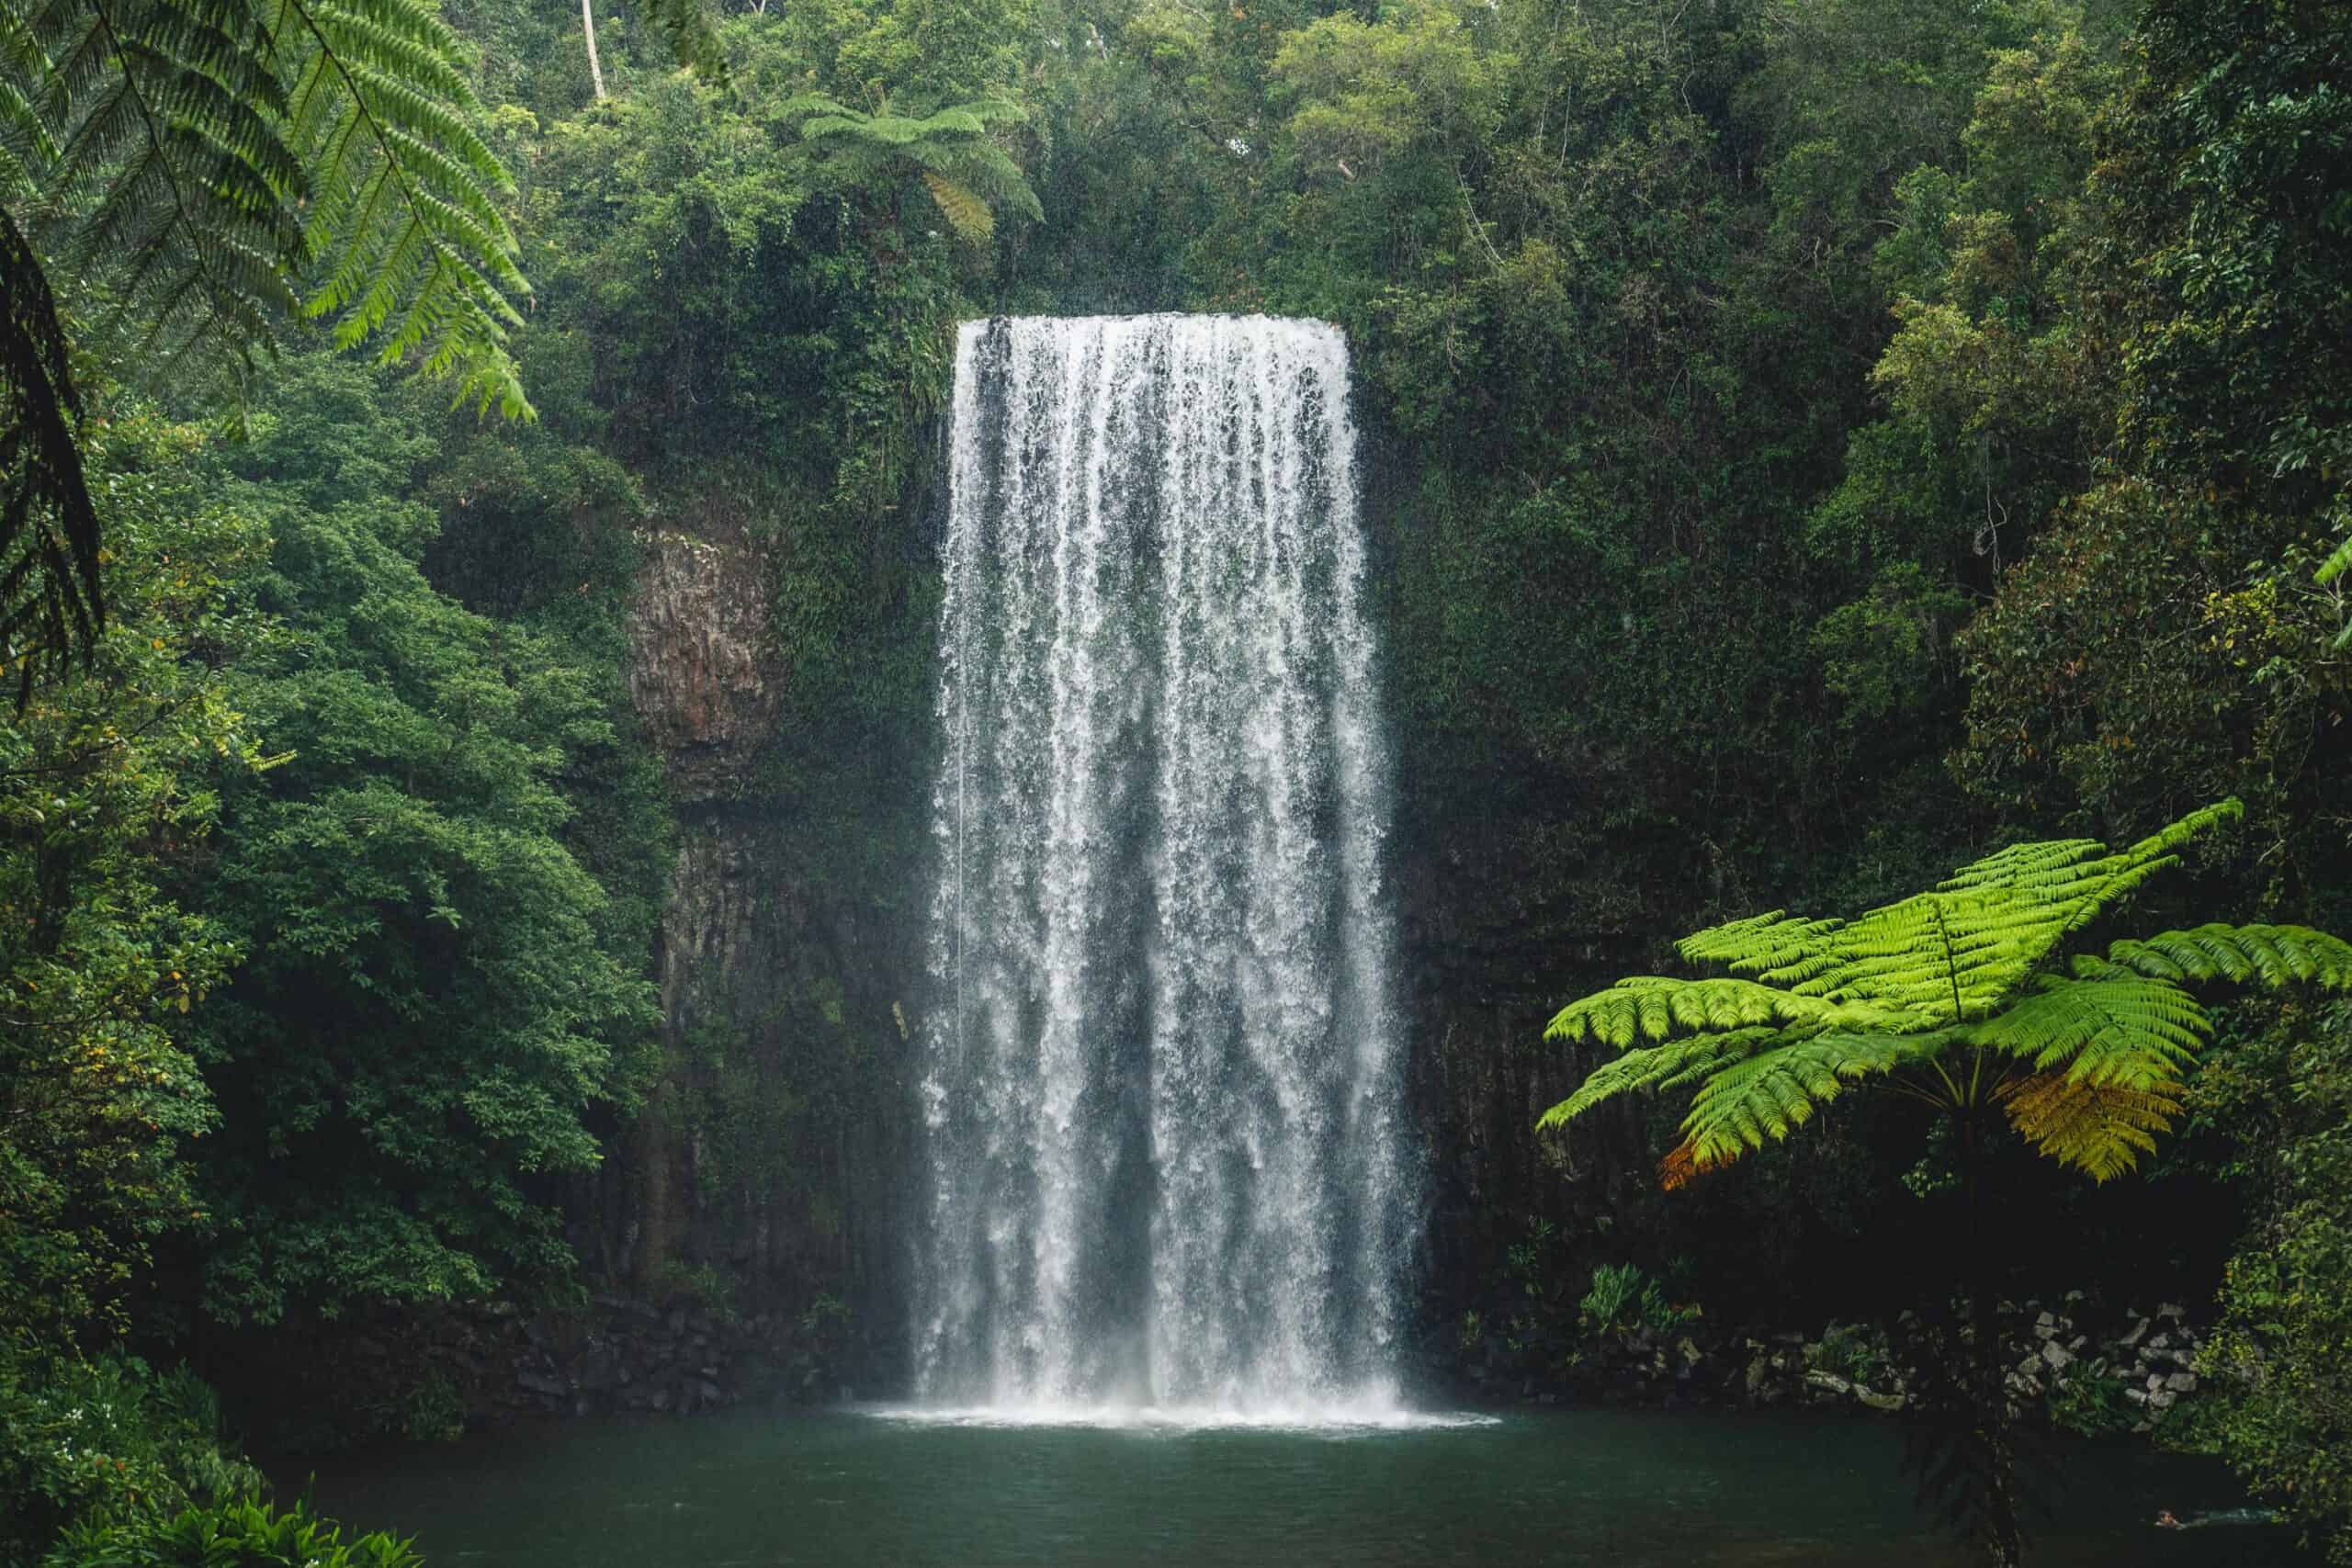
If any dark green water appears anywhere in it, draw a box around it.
[292,1407,2293,1567]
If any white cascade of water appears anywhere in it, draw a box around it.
[913,314,1413,1416]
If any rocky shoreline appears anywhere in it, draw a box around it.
[1442,1294,2211,1436]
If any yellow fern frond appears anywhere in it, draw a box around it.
[1997,1072,2180,1182]
[922,172,995,243]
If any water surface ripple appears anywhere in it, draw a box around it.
[295,1407,2288,1567]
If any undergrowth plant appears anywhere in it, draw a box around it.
[45,1496,421,1568]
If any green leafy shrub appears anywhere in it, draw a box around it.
[43,1497,420,1568]
[390,1373,466,1446]
[0,1348,262,1566]
[2045,1369,2137,1439]
[1578,1264,1694,1340]
[656,1262,741,1328]
[1807,1323,1891,1388]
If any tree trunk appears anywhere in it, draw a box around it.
[1962,1111,2025,1567]
[582,0,606,101]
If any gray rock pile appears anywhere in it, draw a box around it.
[1730,1296,2207,1432]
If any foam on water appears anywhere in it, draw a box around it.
[858,1400,1496,1436]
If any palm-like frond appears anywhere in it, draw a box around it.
[2102,922,2352,988]
[1676,1032,1922,1168]
[1543,976,1849,1048]
[0,209,96,701]
[1538,800,2348,1189]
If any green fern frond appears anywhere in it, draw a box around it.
[1534,1030,1774,1131]
[1660,803,2247,1029]
[1677,1032,1917,1167]
[1678,910,1842,985]
[1543,976,1846,1048]
[1970,975,2207,1086]
[2104,923,2352,989]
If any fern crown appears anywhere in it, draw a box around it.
[783,94,1040,244]
[1542,800,2352,1182]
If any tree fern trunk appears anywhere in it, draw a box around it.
[1962,1111,2025,1567]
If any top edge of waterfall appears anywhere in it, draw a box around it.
[955,311,1348,339]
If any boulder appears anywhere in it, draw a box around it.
[517,1371,570,1399]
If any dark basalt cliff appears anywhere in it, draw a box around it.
[605,511,920,1392]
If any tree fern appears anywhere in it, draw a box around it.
[1541,798,2352,1182]
[784,94,1040,244]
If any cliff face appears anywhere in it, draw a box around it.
[625,527,783,799]
[616,518,917,1383]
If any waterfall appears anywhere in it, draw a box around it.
[913,314,1413,1416]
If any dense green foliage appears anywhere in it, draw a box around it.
[0,408,263,1351]
[46,1497,422,1568]
[2183,1001,2352,1560]
[181,356,662,1325]
[0,1348,262,1567]
[0,0,2347,1558]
